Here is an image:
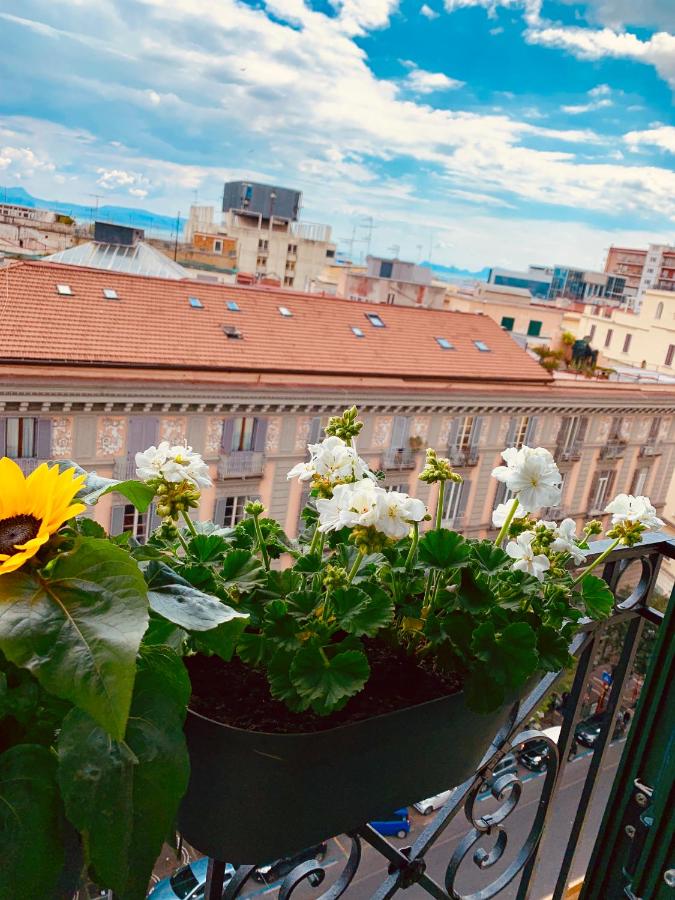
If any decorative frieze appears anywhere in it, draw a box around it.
[205,417,224,455]
[438,416,456,448]
[265,417,282,454]
[372,416,393,449]
[160,416,187,445]
[51,417,73,458]
[295,417,311,452]
[96,417,126,457]
[411,416,430,442]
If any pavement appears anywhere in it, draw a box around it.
[154,739,626,899]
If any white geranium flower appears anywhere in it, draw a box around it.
[316,479,381,533]
[287,436,373,484]
[136,442,212,489]
[505,531,551,581]
[604,494,664,530]
[376,491,426,540]
[491,499,526,528]
[550,517,587,564]
[492,446,562,513]
[135,441,171,481]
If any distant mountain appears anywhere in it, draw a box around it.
[421,261,489,281]
[0,186,185,236]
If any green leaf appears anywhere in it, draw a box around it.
[294,553,323,573]
[57,459,116,501]
[286,589,321,617]
[57,647,190,900]
[470,541,511,575]
[145,561,247,632]
[580,575,615,620]
[471,621,538,689]
[237,631,270,667]
[193,617,247,662]
[143,615,187,651]
[0,537,148,740]
[418,530,471,569]
[262,600,302,651]
[77,518,107,539]
[0,745,66,900]
[267,649,310,712]
[220,549,266,592]
[456,567,494,613]
[290,645,370,715]
[442,610,475,660]
[99,480,156,514]
[331,586,394,637]
[464,665,506,714]
[537,625,572,671]
[186,534,231,563]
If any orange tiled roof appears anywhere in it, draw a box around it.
[0,260,550,384]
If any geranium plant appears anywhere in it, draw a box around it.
[0,409,663,898]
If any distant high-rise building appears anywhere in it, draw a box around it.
[604,243,675,312]
[222,181,301,223]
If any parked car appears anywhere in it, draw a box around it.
[483,752,518,790]
[519,726,562,772]
[148,857,233,899]
[253,842,328,883]
[575,712,625,748]
[369,808,411,838]
[414,790,452,816]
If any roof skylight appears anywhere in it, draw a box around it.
[103,288,118,300]
[56,284,72,295]
[223,325,242,339]
[474,340,490,352]
[436,337,454,350]
[365,313,385,328]
[278,306,293,317]
[189,297,204,309]
[227,300,240,311]
[351,326,365,337]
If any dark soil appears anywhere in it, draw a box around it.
[186,639,464,733]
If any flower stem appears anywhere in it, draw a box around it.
[494,497,519,547]
[175,528,190,554]
[572,537,621,586]
[436,480,446,531]
[308,523,322,555]
[181,510,198,538]
[347,549,366,584]
[252,513,270,571]
[405,521,419,571]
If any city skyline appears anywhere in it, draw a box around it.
[0,0,673,270]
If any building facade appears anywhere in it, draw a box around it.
[1,260,673,561]
[0,202,78,259]
[604,244,675,312]
[336,256,446,308]
[486,266,553,299]
[549,266,626,305]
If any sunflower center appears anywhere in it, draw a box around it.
[0,514,41,556]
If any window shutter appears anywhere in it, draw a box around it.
[446,418,460,450]
[110,505,125,536]
[214,497,228,526]
[587,472,600,512]
[505,418,517,448]
[456,478,471,523]
[35,418,52,459]
[253,418,268,452]
[308,417,323,444]
[391,416,410,449]
[469,417,484,449]
[606,469,617,503]
[128,416,159,455]
[524,416,538,445]
[494,480,507,508]
[220,419,234,453]
[576,416,589,445]
[0,418,5,454]
[144,417,159,448]
[556,417,570,450]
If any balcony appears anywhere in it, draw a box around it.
[198,533,674,900]
[556,442,582,461]
[10,456,48,475]
[639,442,662,457]
[218,450,265,478]
[540,505,568,519]
[113,455,137,480]
[380,448,416,470]
[599,441,626,460]
[447,446,479,467]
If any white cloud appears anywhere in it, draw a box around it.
[0,145,55,176]
[405,68,465,92]
[623,125,675,153]
[443,0,542,25]
[562,83,614,113]
[526,26,675,88]
[129,187,149,198]
[420,3,439,18]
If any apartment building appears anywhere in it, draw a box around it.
[0,202,78,258]
[605,244,675,312]
[1,260,673,553]
[336,256,447,308]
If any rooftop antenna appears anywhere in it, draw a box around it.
[358,216,375,261]
[388,244,401,259]
[173,210,181,261]
[88,194,104,225]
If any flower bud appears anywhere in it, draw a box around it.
[245,500,265,517]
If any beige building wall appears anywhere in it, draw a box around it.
[569,289,675,373]
[336,270,447,308]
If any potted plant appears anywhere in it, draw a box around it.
[0,410,663,895]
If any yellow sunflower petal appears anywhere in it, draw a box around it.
[0,549,37,575]
[0,457,29,519]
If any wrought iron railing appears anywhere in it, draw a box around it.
[380,448,417,470]
[218,451,265,478]
[447,447,480,467]
[113,455,137,480]
[639,443,662,458]
[10,456,46,475]
[598,441,626,460]
[200,533,674,900]
[556,443,583,462]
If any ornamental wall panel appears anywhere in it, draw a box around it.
[372,416,393,449]
[410,416,430,442]
[160,416,187,445]
[96,417,126,457]
[437,416,455,448]
[205,417,224,456]
[265,416,282,454]
[295,416,311,452]
[51,416,73,458]
[636,418,650,441]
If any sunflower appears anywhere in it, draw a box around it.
[0,458,86,575]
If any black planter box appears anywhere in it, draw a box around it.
[178,689,518,863]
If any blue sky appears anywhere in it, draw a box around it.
[0,0,673,269]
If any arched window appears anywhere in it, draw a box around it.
[655,301,664,320]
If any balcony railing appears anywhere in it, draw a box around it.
[639,442,662,457]
[540,505,568,519]
[556,442,583,461]
[113,455,137,480]
[599,441,626,460]
[380,448,417,470]
[218,450,265,479]
[447,446,480,467]
[9,456,48,475]
[202,533,674,900]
